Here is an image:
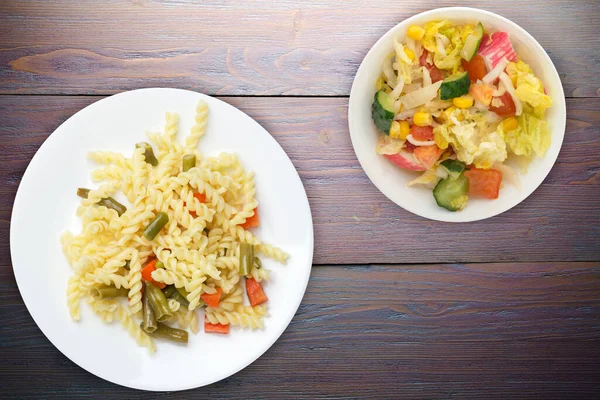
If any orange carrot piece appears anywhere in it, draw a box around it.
[246,277,268,307]
[141,259,166,289]
[201,287,223,308]
[240,208,259,229]
[204,318,229,334]
[193,192,207,203]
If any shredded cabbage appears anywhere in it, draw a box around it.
[400,80,443,110]
[434,122,507,168]
[507,61,553,117]
[393,37,413,84]
[408,169,441,188]
[376,135,405,155]
[504,105,551,157]
[422,20,453,53]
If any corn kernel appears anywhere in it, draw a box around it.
[453,95,474,109]
[376,77,383,91]
[407,25,425,41]
[399,121,411,140]
[404,47,415,61]
[456,113,464,122]
[503,117,519,131]
[510,74,518,88]
[434,131,449,149]
[389,121,402,138]
[413,112,433,127]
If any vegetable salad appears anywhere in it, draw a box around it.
[372,20,552,211]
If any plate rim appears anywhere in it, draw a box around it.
[10,87,314,391]
[348,6,567,223]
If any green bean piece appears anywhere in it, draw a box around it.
[97,197,127,216]
[76,187,127,216]
[147,322,189,344]
[163,285,177,297]
[254,257,262,269]
[176,286,190,299]
[170,289,190,307]
[76,188,91,198]
[136,142,158,166]
[142,212,169,240]
[239,242,254,276]
[123,260,131,270]
[182,154,196,172]
[145,282,172,322]
[142,283,158,333]
[90,286,129,299]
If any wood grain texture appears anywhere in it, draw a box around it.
[0,0,599,96]
[1,262,599,398]
[0,95,599,265]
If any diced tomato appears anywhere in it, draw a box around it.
[428,65,443,83]
[246,277,268,307]
[489,92,516,117]
[419,50,430,67]
[240,208,259,229]
[204,318,229,334]
[403,142,417,153]
[464,168,503,199]
[410,125,434,141]
[461,54,487,82]
[413,145,443,170]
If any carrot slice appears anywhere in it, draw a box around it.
[141,259,166,289]
[201,287,223,308]
[246,277,268,307]
[204,318,229,334]
[240,208,259,229]
[193,192,207,203]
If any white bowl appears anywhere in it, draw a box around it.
[348,7,566,222]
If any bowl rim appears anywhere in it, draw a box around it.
[348,6,566,223]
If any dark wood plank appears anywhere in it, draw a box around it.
[1,262,599,398]
[1,95,599,265]
[0,0,598,96]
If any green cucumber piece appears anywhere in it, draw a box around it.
[433,174,469,211]
[441,159,467,180]
[372,90,395,134]
[440,72,470,100]
[460,22,484,62]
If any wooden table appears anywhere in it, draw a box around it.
[1,1,599,398]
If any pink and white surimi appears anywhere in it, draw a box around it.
[478,32,517,68]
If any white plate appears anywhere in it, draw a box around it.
[348,7,566,222]
[10,88,314,391]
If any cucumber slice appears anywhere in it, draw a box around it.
[372,90,395,134]
[433,174,469,211]
[441,159,467,180]
[440,72,470,100]
[460,22,484,62]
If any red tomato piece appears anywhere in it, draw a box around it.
[489,92,516,117]
[464,168,503,199]
[410,125,434,141]
[403,142,417,153]
[419,50,443,83]
[461,54,487,82]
